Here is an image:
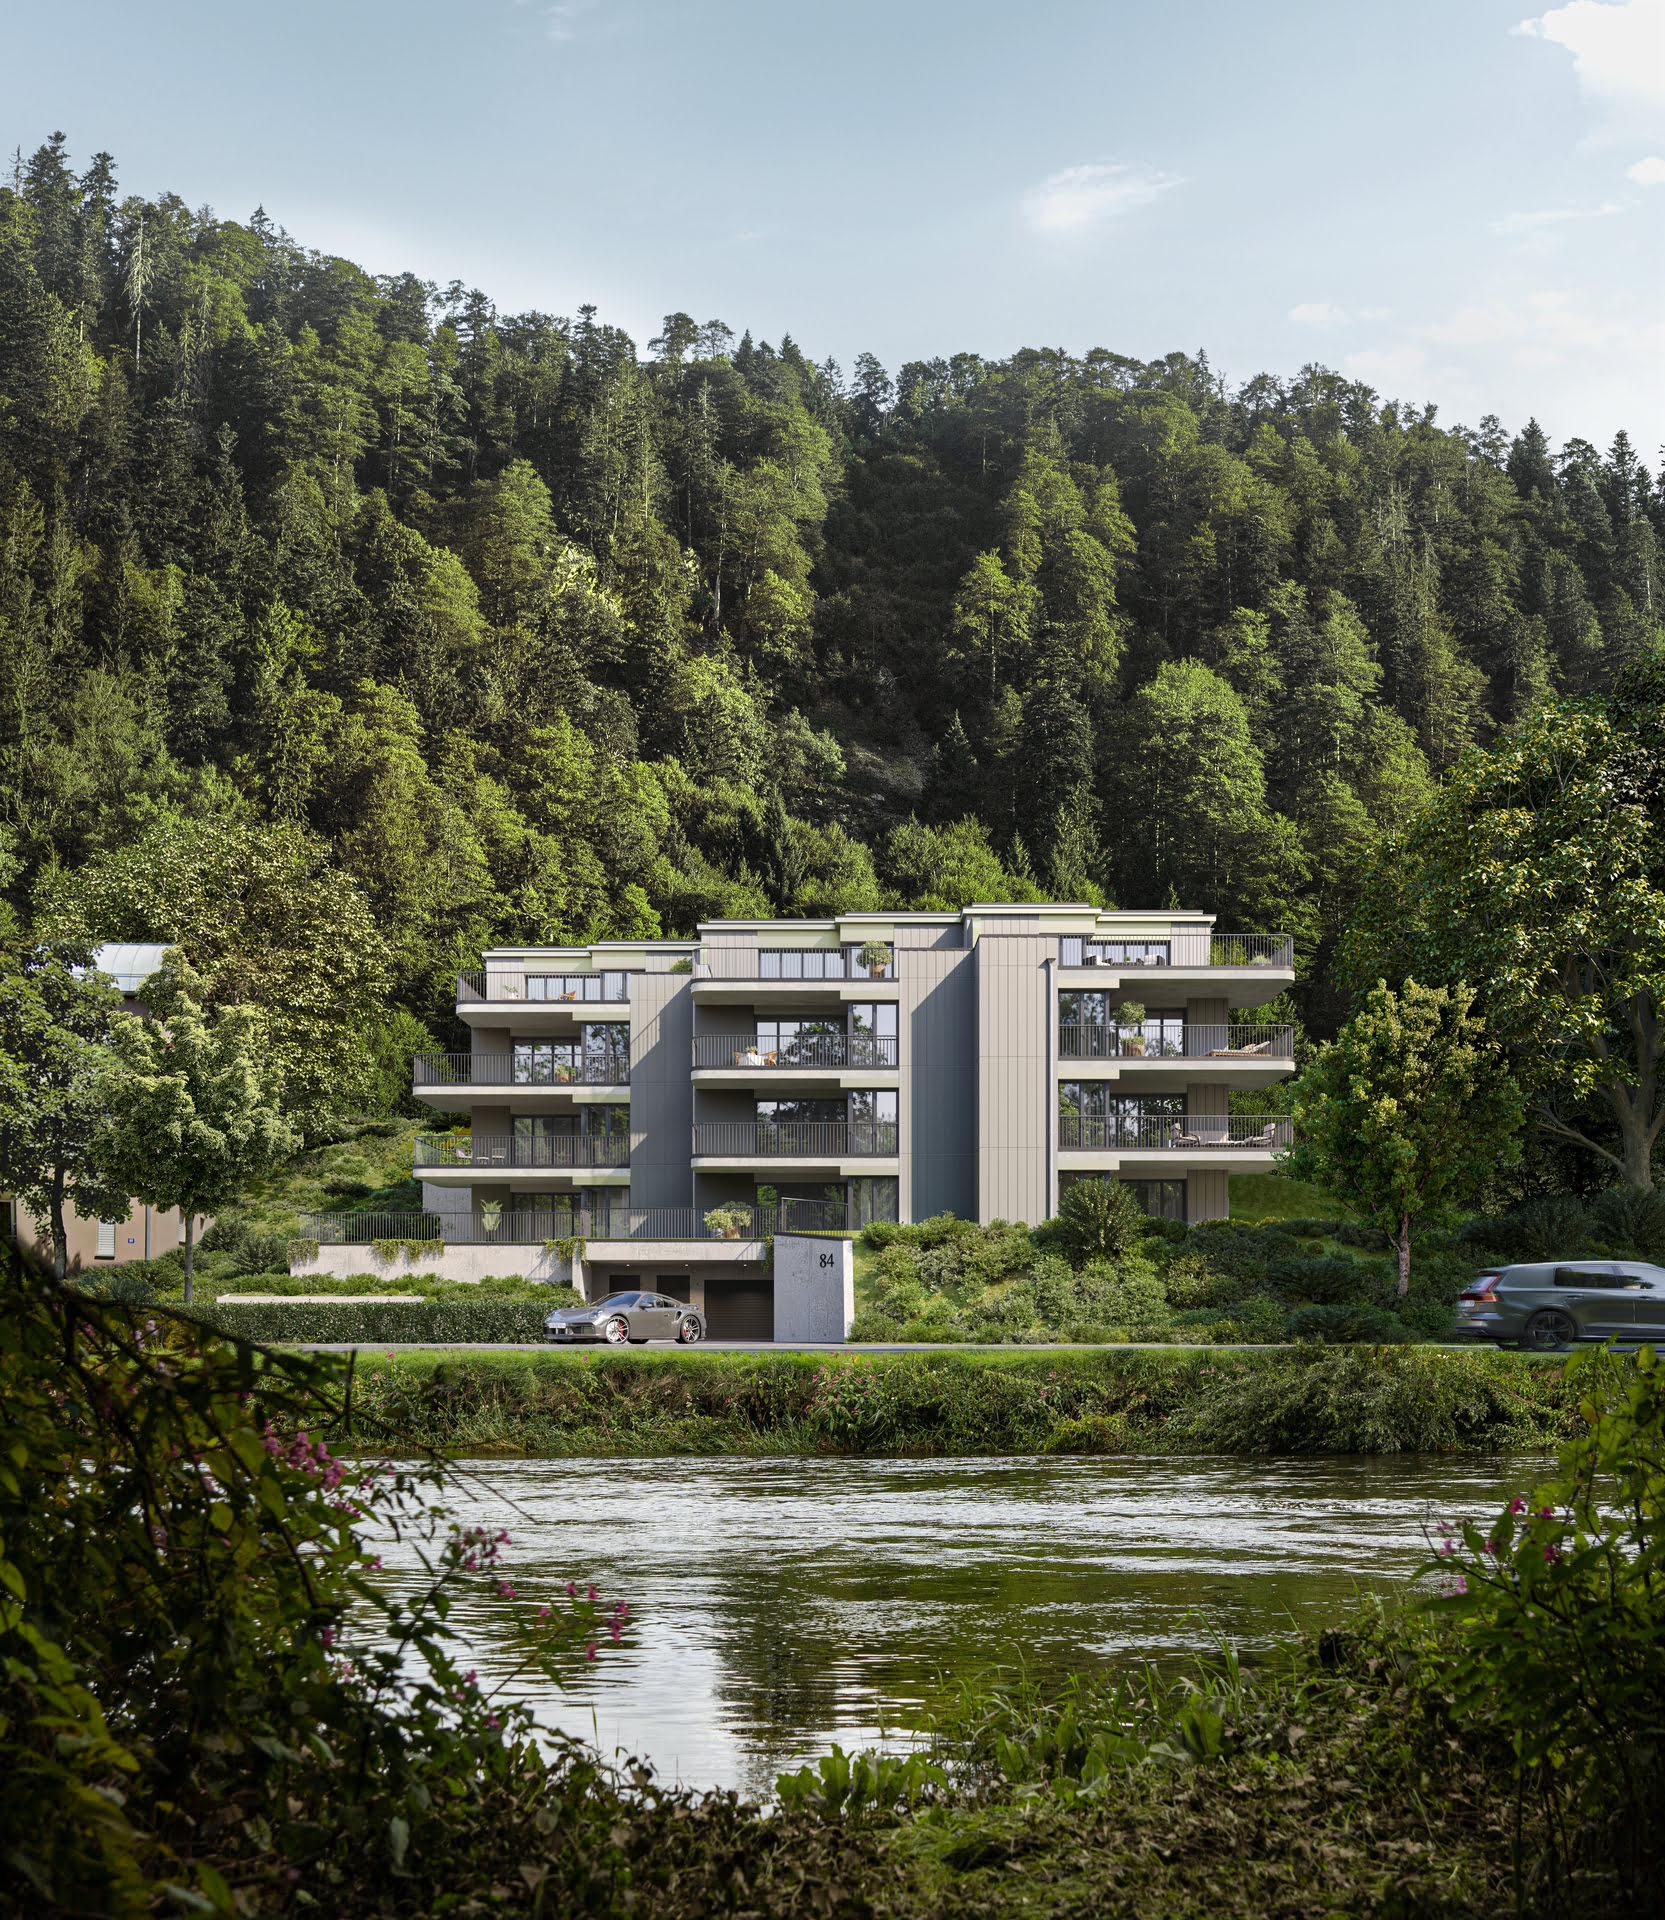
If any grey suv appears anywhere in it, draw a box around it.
[1454,1261,1665,1350]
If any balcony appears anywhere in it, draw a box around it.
[457,970,630,1004]
[692,1033,899,1070]
[1057,1024,1293,1062]
[1059,933,1294,970]
[691,1120,898,1159]
[1058,1114,1292,1152]
[694,944,895,982]
[414,1050,630,1088]
[299,1199,848,1245]
[414,1132,631,1171]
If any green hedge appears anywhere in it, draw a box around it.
[189,1298,566,1344]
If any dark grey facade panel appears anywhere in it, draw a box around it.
[628,975,693,1208]
[902,949,976,1222]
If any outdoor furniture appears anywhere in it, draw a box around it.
[1208,1040,1272,1057]
[734,1050,762,1067]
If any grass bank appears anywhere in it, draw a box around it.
[339,1344,1576,1458]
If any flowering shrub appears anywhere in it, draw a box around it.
[1425,1346,1665,1903]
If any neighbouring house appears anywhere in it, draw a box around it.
[300,904,1297,1338]
[7,943,200,1272]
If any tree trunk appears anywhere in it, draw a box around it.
[49,1166,68,1281]
[1395,1212,1412,1298]
[182,1210,196,1304]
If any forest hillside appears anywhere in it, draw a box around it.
[3,132,1661,1072]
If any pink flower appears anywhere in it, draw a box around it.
[497,1581,516,1599]
[1451,1576,1468,1595]
[538,1604,551,1620]
[587,1585,598,1601]
[585,1643,597,1661]
[1508,1496,1526,1515]
[321,1627,335,1649]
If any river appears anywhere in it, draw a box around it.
[369,1453,1540,1799]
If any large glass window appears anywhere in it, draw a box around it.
[847,1002,899,1065]
[1058,1087,1185,1148]
[851,1176,900,1226]
[755,1097,845,1125]
[756,1018,843,1065]
[848,1088,898,1152]
[1061,937,1171,968]
[526,972,628,1001]
[1057,995,1183,1058]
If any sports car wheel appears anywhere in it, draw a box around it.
[603,1315,630,1345]
[1524,1309,1577,1352]
[677,1315,704,1344]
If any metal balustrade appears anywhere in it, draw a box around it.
[1056,1024,1294,1061]
[1059,933,1294,970]
[414,1132,631,1170]
[693,944,895,981]
[691,1120,899,1158]
[691,1032,899,1069]
[300,1201,849,1245]
[456,970,630,1003]
[414,1051,630,1087]
[1058,1113,1292,1151]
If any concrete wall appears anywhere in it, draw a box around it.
[900,946,976,1224]
[974,934,1051,1225]
[293,1243,580,1286]
[628,973,692,1208]
[773,1234,854,1341]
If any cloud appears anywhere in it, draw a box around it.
[1491,200,1623,232]
[1628,153,1665,179]
[1343,347,1429,386]
[1515,0,1665,127]
[1021,163,1182,236]
[541,0,602,40]
[1289,301,1349,328]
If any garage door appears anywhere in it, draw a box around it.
[704,1280,774,1341]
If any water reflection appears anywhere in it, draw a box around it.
[368,1453,1538,1798]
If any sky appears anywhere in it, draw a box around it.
[4,0,1663,457]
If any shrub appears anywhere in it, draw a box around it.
[847,1309,902,1342]
[1589,1184,1665,1258]
[1268,1254,1386,1307]
[227,1228,297,1276]
[1472,1193,1590,1260]
[1286,1302,1413,1344]
[1050,1180,1145,1260]
[189,1299,560,1343]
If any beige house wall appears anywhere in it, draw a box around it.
[974,934,1051,1226]
[12,1198,200,1273]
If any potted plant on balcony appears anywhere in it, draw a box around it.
[704,1204,752,1240]
[859,939,893,979]
[1116,1001,1147,1056]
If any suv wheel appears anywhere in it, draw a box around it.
[1523,1308,1577,1352]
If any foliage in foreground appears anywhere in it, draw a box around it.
[342,1345,1579,1458]
[8,1218,1661,1919]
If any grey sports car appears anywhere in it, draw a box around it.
[544,1290,705,1346]
[1453,1260,1665,1350]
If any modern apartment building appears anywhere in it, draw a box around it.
[401,905,1296,1326]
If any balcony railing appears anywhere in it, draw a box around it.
[692,1033,899,1070]
[414,1051,630,1088]
[1058,1114,1293,1152]
[1059,933,1293,970]
[415,1132,631,1170]
[300,1200,849,1245]
[1057,1024,1294,1061]
[694,944,895,982]
[691,1120,898,1158]
[457,970,630,1004]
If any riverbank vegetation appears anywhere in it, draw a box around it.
[8,1235,1659,1918]
[339,1345,1577,1458]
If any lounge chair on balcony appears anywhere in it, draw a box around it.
[734,1049,763,1067]
[1207,1039,1273,1057]
[1225,1125,1279,1150]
